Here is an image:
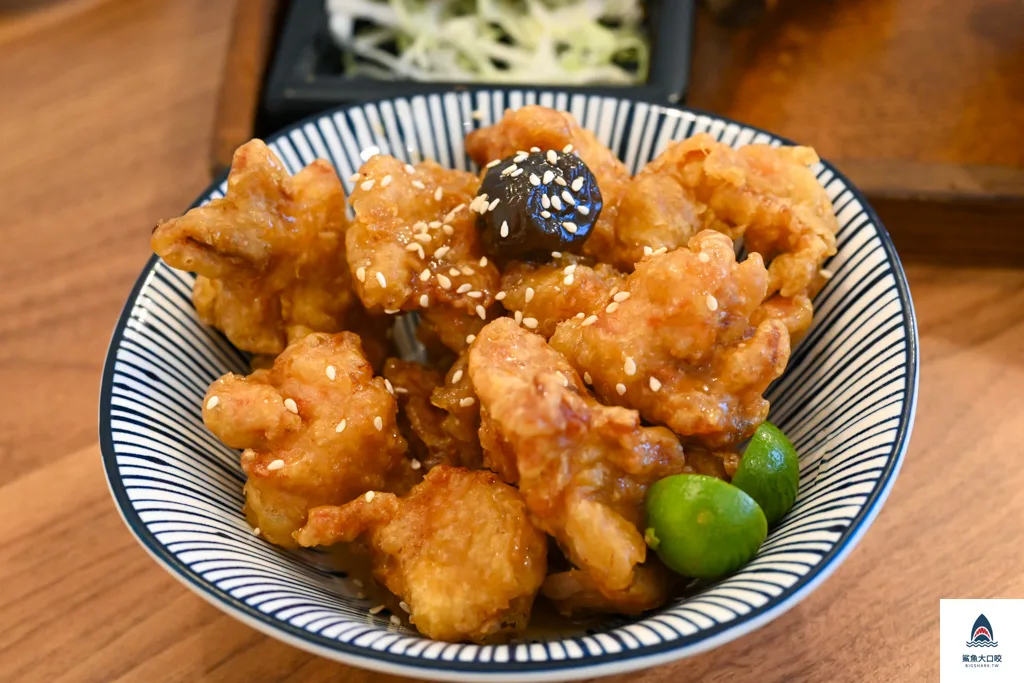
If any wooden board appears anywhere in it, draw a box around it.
[1,2,1023,682]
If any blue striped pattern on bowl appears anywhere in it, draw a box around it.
[100,90,918,681]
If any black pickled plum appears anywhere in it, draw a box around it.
[472,149,602,258]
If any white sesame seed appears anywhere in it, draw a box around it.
[399,601,410,612]
[514,311,523,324]
[571,177,584,192]
[529,174,541,186]
[488,198,500,211]
[485,158,500,168]
[551,251,562,258]
[542,170,554,185]
[394,387,408,394]
[442,224,454,235]
[551,195,563,211]
[606,302,619,313]
[433,245,451,259]
[419,268,431,282]
[616,383,627,396]
[546,150,558,164]
[335,419,347,433]
[429,221,442,228]
[414,221,429,232]
[511,168,524,177]
[523,317,539,329]
[369,603,385,614]
[444,204,464,221]
[821,269,834,280]
[360,179,376,191]
[562,190,575,205]
[405,163,416,174]
[449,267,461,276]
[452,369,464,384]
[525,287,535,303]
[438,274,452,289]
[578,205,590,215]
[384,379,395,395]
[411,459,421,470]
[356,267,366,283]
[501,164,517,176]
[652,247,668,256]
[495,290,506,300]
[434,187,444,201]
[624,357,637,376]
[267,459,285,471]
[584,372,593,384]
[530,146,541,153]
[476,305,487,319]
[514,154,527,163]
[613,291,630,302]
[643,246,653,256]
[384,308,400,315]
[706,295,719,311]
[374,416,383,431]
[419,294,429,307]
[465,334,476,344]
[564,263,577,274]
[390,615,402,626]
[500,221,509,238]
[555,176,567,187]
[206,396,220,410]
[582,315,598,326]
[541,194,551,209]
[563,222,578,234]
[459,397,476,407]
[479,256,488,267]
[541,211,551,218]
[649,377,662,392]
[467,291,483,298]
[411,180,426,190]
[348,173,362,183]
[698,252,711,263]
[326,365,337,380]
[555,371,569,387]
[376,272,387,288]
[284,398,298,414]
[381,174,392,188]
[413,233,432,244]
[562,144,573,153]
[576,312,585,319]
[564,274,574,285]
[457,283,472,294]
[252,526,261,535]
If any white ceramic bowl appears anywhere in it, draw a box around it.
[100,90,918,681]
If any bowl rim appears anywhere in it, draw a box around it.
[99,89,919,681]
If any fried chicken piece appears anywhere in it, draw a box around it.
[500,255,626,339]
[383,358,482,470]
[750,294,814,343]
[153,140,353,355]
[202,332,413,548]
[543,564,676,616]
[294,466,547,643]
[615,133,838,296]
[346,155,500,351]
[470,318,686,614]
[465,106,631,267]
[550,230,791,448]
[418,305,492,354]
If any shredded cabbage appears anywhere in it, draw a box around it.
[325,0,650,85]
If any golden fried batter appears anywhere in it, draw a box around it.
[418,305,492,354]
[429,351,483,467]
[615,133,838,297]
[294,466,547,643]
[465,106,631,267]
[470,318,686,614]
[543,564,675,616]
[153,140,353,355]
[500,256,626,339]
[202,332,413,547]
[346,155,500,349]
[750,294,814,344]
[383,358,482,470]
[550,230,791,448]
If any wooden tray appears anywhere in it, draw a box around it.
[211,0,1024,264]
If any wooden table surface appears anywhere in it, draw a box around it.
[1,1,1022,682]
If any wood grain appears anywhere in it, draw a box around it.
[1,1,1022,682]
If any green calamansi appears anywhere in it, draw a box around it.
[644,474,767,579]
[731,422,801,526]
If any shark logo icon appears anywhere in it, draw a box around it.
[966,614,998,648]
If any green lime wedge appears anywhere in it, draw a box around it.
[731,421,800,526]
[644,474,767,579]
